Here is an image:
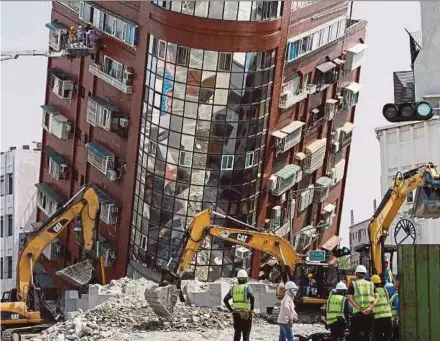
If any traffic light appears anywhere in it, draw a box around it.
[332,246,351,258]
[382,101,433,123]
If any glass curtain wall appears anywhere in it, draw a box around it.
[130,34,276,281]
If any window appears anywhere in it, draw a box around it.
[48,158,66,180]
[7,174,13,195]
[7,256,12,279]
[156,39,166,59]
[57,1,81,13]
[147,140,157,156]
[103,56,123,81]
[0,257,3,280]
[86,97,117,131]
[86,146,115,175]
[221,155,234,170]
[245,152,254,168]
[7,215,12,236]
[407,191,414,203]
[0,217,3,237]
[218,53,232,71]
[0,175,4,196]
[176,46,190,66]
[140,234,147,251]
[79,1,93,22]
[51,74,73,100]
[179,151,193,167]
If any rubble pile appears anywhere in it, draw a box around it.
[32,277,268,341]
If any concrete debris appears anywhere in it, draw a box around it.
[31,277,327,341]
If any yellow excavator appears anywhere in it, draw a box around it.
[144,209,345,321]
[368,162,440,277]
[1,185,103,341]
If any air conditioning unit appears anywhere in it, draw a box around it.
[268,175,278,191]
[119,117,129,127]
[306,84,317,94]
[107,169,117,182]
[331,141,340,153]
[325,100,337,121]
[122,67,134,86]
[280,192,286,202]
[271,205,282,228]
[235,246,251,259]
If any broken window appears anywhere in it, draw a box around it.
[221,155,234,170]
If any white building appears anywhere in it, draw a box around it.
[1,143,41,293]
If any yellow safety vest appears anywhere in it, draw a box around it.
[352,279,375,314]
[232,284,251,311]
[385,268,394,284]
[373,287,392,319]
[326,294,346,325]
[390,292,398,318]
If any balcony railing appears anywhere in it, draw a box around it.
[274,221,291,237]
[279,88,308,109]
[89,64,133,94]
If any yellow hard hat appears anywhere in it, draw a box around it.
[371,275,381,284]
[307,273,313,278]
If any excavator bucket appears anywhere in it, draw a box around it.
[413,183,440,219]
[144,284,179,321]
[55,259,94,286]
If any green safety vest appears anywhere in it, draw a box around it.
[352,279,376,314]
[232,284,251,311]
[390,292,398,318]
[373,287,392,319]
[326,294,346,325]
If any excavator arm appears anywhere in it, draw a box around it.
[16,186,100,302]
[369,163,440,275]
[173,210,299,278]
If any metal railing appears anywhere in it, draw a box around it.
[89,64,133,94]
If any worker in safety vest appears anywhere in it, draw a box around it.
[326,281,350,341]
[390,275,400,341]
[347,265,378,341]
[371,275,393,341]
[223,269,255,341]
[383,260,394,285]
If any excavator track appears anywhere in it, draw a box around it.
[144,285,179,321]
[1,325,52,341]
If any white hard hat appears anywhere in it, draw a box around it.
[237,269,248,278]
[355,265,368,274]
[285,281,298,290]
[335,282,347,291]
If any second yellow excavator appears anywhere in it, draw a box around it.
[1,185,103,341]
[144,210,344,321]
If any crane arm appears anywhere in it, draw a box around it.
[173,210,299,279]
[1,50,67,62]
[17,186,100,301]
[369,163,440,275]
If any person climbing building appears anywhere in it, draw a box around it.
[347,265,378,341]
[223,269,255,341]
[371,275,393,341]
[326,282,350,341]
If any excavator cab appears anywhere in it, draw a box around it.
[412,171,440,218]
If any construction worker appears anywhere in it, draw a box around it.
[347,265,378,341]
[371,275,393,341]
[390,275,400,341]
[383,260,394,284]
[325,282,350,341]
[277,281,298,341]
[223,269,255,341]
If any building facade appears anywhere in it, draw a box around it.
[40,1,366,283]
[1,143,41,293]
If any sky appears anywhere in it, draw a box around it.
[0,1,421,246]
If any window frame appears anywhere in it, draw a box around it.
[245,152,254,169]
[179,151,193,167]
[221,155,234,170]
[103,55,124,82]
[218,52,233,71]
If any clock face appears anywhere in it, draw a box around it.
[417,102,432,117]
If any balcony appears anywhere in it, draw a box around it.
[279,88,308,109]
[340,122,354,149]
[95,187,119,225]
[89,63,133,94]
[272,121,305,155]
[314,176,333,203]
[269,164,302,196]
[273,221,291,237]
[85,141,116,177]
[35,183,64,217]
[342,82,362,109]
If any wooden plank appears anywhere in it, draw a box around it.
[399,245,418,340]
[428,245,440,341]
[415,246,429,341]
